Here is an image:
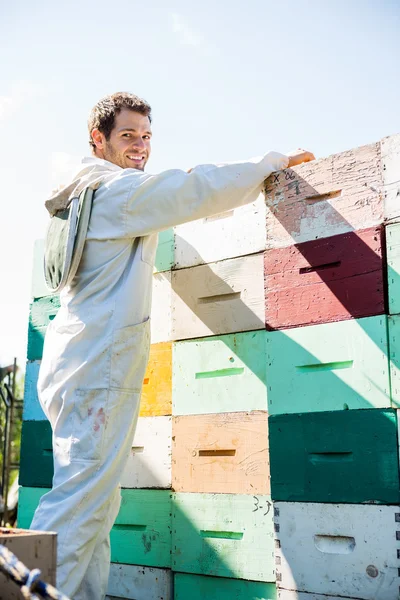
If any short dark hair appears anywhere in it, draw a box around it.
[88,92,152,149]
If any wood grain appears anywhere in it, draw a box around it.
[172,411,269,494]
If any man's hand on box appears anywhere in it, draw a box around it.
[286,149,315,168]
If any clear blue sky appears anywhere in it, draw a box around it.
[0,0,399,368]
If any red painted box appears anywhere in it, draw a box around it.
[264,226,385,329]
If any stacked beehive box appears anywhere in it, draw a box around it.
[266,134,400,600]
[18,133,400,600]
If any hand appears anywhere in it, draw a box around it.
[286,149,315,168]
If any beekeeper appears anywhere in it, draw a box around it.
[30,91,314,599]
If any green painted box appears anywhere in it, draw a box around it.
[389,315,400,405]
[19,420,53,488]
[266,316,391,415]
[172,492,274,582]
[111,489,172,567]
[269,409,400,503]
[174,573,276,600]
[18,487,172,567]
[387,223,400,315]
[27,296,61,361]
[155,229,174,273]
[172,331,267,415]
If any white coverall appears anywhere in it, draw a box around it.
[31,152,289,599]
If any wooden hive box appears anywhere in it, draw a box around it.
[382,133,400,223]
[172,412,269,494]
[27,296,60,361]
[172,492,274,582]
[389,315,400,405]
[110,489,172,567]
[171,253,264,341]
[266,315,391,415]
[386,222,400,315]
[19,420,53,488]
[274,502,400,600]
[265,226,385,330]
[269,409,400,504]
[18,487,172,569]
[173,195,266,269]
[0,528,57,597]
[120,416,172,489]
[172,330,267,416]
[278,592,356,600]
[174,573,276,600]
[141,342,172,416]
[263,142,383,249]
[106,564,172,600]
[22,360,46,421]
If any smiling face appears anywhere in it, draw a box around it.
[91,108,152,171]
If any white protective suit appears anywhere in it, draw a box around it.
[31,152,289,599]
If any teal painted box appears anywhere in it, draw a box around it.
[173,331,267,415]
[19,420,53,487]
[172,492,274,582]
[23,361,46,421]
[18,487,172,567]
[269,408,400,504]
[174,573,276,600]
[27,296,61,361]
[266,315,391,415]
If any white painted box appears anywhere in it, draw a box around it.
[120,416,172,489]
[274,502,400,600]
[278,592,356,600]
[31,239,50,299]
[106,563,172,600]
[171,253,264,341]
[151,271,172,343]
[173,195,266,269]
[264,142,383,249]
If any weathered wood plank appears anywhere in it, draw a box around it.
[274,502,400,600]
[386,223,400,315]
[263,142,383,248]
[269,409,399,504]
[174,573,277,600]
[266,316,391,414]
[173,195,266,269]
[382,133,400,223]
[111,489,172,567]
[172,412,269,494]
[23,360,46,421]
[121,416,172,489]
[106,564,172,600]
[265,226,385,329]
[172,492,274,581]
[19,420,53,488]
[172,254,264,341]
[0,528,57,595]
[141,342,172,416]
[172,330,267,415]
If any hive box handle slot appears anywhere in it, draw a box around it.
[314,534,355,554]
[204,210,235,222]
[309,451,353,464]
[113,524,147,532]
[198,449,236,457]
[195,367,244,379]
[198,292,241,304]
[200,530,243,540]
[131,446,145,454]
[299,261,341,274]
[304,190,342,203]
[296,361,353,372]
